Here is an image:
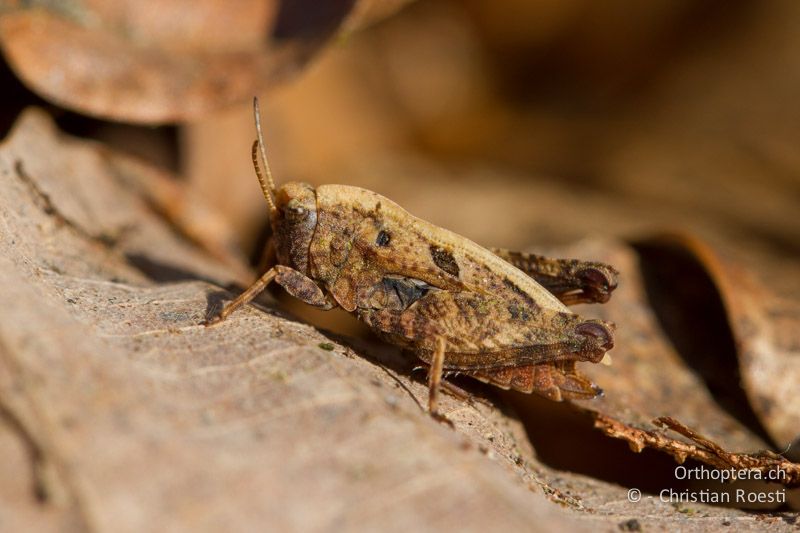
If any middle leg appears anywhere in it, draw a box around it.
[427,337,447,416]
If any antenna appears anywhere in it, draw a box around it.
[252,97,277,213]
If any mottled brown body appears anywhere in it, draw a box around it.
[206,98,619,415]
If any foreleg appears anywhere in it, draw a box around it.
[205,265,334,325]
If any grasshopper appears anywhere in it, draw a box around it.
[206,98,618,417]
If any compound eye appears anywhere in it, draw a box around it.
[285,199,307,220]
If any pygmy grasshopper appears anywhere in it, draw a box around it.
[206,98,618,417]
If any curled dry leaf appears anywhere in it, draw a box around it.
[0,0,414,123]
[595,416,799,486]
[515,239,799,487]
[639,234,800,452]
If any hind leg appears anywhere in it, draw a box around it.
[491,248,618,305]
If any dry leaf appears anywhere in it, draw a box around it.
[4,108,798,531]
[510,239,799,487]
[0,107,585,531]
[0,0,414,123]
[639,235,800,452]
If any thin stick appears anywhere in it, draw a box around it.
[252,97,277,213]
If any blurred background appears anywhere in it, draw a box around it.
[2,0,798,279]
[1,0,798,514]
